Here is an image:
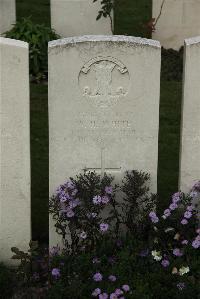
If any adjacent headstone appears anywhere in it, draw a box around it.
[50,0,113,37]
[49,35,161,246]
[179,37,200,193]
[0,0,16,34]
[0,37,30,264]
[152,0,200,50]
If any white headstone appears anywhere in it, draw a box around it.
[50,0,113,37]
[0,0,16,34]
[179,37,200,193]
[49,35,161,247]
[0,37,30,264]
[152,0,200,50]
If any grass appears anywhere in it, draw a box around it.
[15,0,182,240]
[30,84,48,241]
[115,0,152,37]
[158,81,182,209]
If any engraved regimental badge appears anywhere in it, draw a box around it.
[79,56,130,108]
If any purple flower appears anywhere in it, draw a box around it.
[149,211,159,223]
[105,186,113,194]
[93,195,102,205]
[190,191,198,198]
[65,180,75,189]
[66,210,75,218]
[50,245,60,257]
[177,282,185,290]
[99,293,108,299]
[51,268,60,279]
[100,223,109,232]
[110,294,118,299]
[161,259,170,267]
[101,196,110,204]
[92,288,101,297]
[122,284,130,292]
[181,218,188,225]
[173,248,183,257]
[192,239,200,249]
[93,272,103,282]
[186,205,194,212]
[182,240,188,245]
[59,191,70,202]
[69,198,80,208]
[115,289,123,296]
[172,192,182,203]
[184,211,192,219]
[108,275,117,282]
[149,211,157,218]
[163,209,171,217]
[169,203,178,210]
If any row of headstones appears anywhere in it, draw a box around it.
[0,34,199,264]
[0,0,112,35]
[1,0,200,49]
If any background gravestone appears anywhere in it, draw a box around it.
[179,37,200,192]
[152,0,200,50]
[49,35,161,246]
[0,37,30,264]
[51,0,112,37]
[0,0,16,34]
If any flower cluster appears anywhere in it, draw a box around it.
[55,180,79,219]
[149,211,159,223]
[92,271,130,299]
[92,186,113,205]
[192,229,200,249]
[149,181,200,284]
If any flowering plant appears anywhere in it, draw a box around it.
[148,181,200,289]
[49,170,156,253]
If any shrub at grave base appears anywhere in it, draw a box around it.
[3,174,199,298]
[4,17,59,82]
[47,172,200,298]
[49,170,156,251]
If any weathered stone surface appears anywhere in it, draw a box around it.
[179,37,200,192]
[0,0,16,34]
[51,0,112,37]
[0,37,30,264]
[152,0,200,50]
[49,35,161,247]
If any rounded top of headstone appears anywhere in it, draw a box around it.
[0,37,28,48]
[185,36,200,46]
[49,35,160,50]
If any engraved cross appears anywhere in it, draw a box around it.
[84,148,121,177]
